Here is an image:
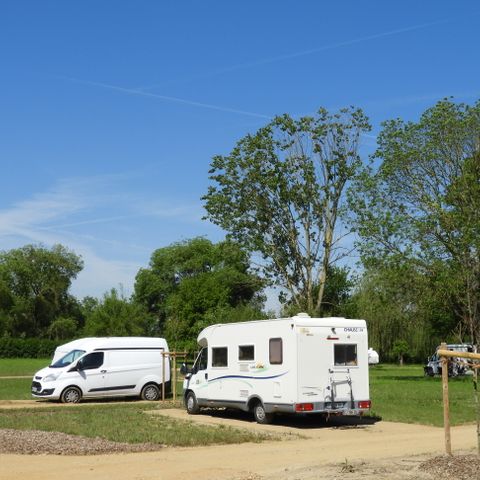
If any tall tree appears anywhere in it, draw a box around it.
[0,244,83,337]
[351,99,480,346]
[83,288,154,336]
[203,107,371,314]
[134,238,265,349]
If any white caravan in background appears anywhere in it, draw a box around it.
[32,337,170,403]
[181,313,371,423]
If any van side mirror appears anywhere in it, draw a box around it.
[69,359,83,372]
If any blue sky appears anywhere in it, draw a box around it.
[1,1,479,305]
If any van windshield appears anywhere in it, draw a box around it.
[50,349,86,368]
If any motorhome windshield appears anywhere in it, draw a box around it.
[50,349,86,368]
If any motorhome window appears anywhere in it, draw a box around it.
[79,352,104,370]
[238,345,254,361]
[50,349,86,368]
[212,347,228,367]
[269,338,283,365]
[334,344,357,366]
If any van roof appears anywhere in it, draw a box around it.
[55,337,168,353]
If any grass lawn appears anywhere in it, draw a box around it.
[0,402,269,446]
[0,358,477,436]
[0,378,32,400]
[0,358,50,376]
[370,364,476,426]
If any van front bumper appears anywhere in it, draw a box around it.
[31,381,56,398]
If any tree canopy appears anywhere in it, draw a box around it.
[134,237,266,349]
[203,107,371,315]
[0,244,83,338]
[352,99,480,346]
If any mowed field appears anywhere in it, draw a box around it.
[0,359,477,433]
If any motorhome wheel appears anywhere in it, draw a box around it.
[141,383,160,401]
[253,401,273,424]
[186,391,200,414]
[61,386,82,404]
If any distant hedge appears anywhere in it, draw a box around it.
[0,338,61,358]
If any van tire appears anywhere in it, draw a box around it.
[253,401,273,424]
[61,386,82,404]
[141,383,161,401]
[186,391,200,414]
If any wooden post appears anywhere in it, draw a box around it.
[440,342,452,455]
[172,354,177,401]
[162,351,166,401]
[474,345,480,455]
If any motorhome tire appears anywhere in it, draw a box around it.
[61,386,82,404]
[253,401,273,424]
[186,391,200,414]
[141,383,160,401]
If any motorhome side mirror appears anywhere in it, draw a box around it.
[180,363,192,375]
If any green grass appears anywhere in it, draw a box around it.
[1,359,478,431]
[0,378,33,400]
[0,358,50,376]
[370,364,477,426]
[0,403,270,446]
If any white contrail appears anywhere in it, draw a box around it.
[138,17,454,91]
[60,76,272,119]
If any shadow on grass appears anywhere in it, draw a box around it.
[198,407,381,430]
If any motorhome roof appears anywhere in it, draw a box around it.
[197,315,367,346]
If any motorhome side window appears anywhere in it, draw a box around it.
[79,352,104,370]
[212,347,228,367]
[238,345,254,361]
[269,338,283,365]
[334,344,357,366]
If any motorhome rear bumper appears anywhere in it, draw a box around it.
[267,400,371,415]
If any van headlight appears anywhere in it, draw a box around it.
[43,373,61,382]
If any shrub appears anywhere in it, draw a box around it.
[0,337,60,358]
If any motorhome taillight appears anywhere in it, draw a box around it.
[295,403,314,412]
[358,400,371,409]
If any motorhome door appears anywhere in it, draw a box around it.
[190,347,209,399]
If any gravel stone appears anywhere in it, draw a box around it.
[0,428,164,455]
[420,454,480,480]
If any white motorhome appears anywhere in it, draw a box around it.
[32,337,170,403]
[182,314,371,423]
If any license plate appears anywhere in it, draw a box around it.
[32,387,39,393]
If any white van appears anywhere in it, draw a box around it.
[182,314,371,423]
[32,337,170,403]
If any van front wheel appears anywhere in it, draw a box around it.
[186,391,200,414]
[141,383,161,401]
[253,401,273,424]
[61,386,82,404]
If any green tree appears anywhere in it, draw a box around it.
[0,244,83,337]
[134,238,265,349]
[351,99,480,346]
[203,107,371,315]
[83,288,154,336]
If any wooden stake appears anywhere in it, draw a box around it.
[162,352,166,401]
[172,354,177,401]
[440,342,452,455]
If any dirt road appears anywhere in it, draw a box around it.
[0,408,477,480]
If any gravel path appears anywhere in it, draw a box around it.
[0,428,163,455]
